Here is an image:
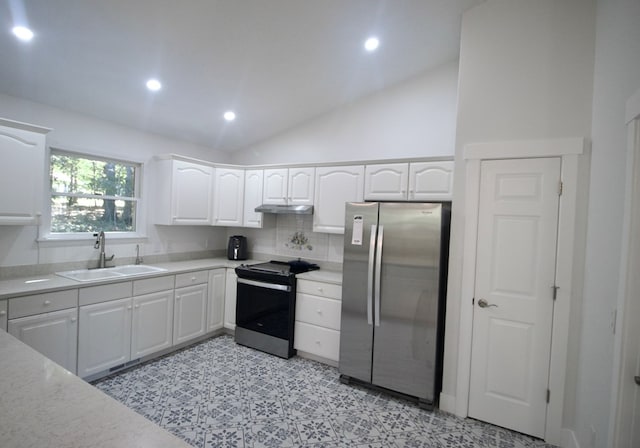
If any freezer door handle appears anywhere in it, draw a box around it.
[367,224,377,325]
[374,225,384,327]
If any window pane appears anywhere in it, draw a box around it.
[51,196,136,233]
[50,153,136,197]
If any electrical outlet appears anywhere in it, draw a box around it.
[590,425,596,448]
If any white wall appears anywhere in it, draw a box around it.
[230,61,459,165]
[0,93,231,268]
[582,1,640,447]
[445,0,596,441]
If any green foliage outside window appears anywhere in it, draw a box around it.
[50,151,138,233]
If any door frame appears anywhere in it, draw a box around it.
[609,87,640,448]
[455,137,589,445]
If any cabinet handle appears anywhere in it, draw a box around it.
[0,310,6,316]
[317,287,324,293]
[70,317,77,323]
[315,340,321,345]
[43,300,51,306]
[191,276,196,281]
[176,296,181,300]
[316,309,322,315]
[135,304,140,309]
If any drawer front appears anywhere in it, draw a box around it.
[0,299,7,331]
[175,270,209,288]
[295,293,341,330]
[9,289,79,319]
[79,282,133,306]
[297,279,342,300]
[294,322,340,362]
[133,275,175,296]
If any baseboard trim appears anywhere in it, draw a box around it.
[438,393,456,414]
[562,428,580,448]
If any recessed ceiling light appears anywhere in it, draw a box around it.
[12,26,34,42]
[146,79,162,91]
[223,111,236,122]
[364,37,379,52]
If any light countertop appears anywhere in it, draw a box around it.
[0,329,190,448]
[296,269,342,285]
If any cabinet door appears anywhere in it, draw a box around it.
[0,122,48,225]
[263,168,288,205]
[224,269,237,330]
[207,269,226,332]
[244,169,265,228]
[131,290,174,359]
[313,165,365,234]
[213,168,245,226]
[78,297,132,378]
[173,284,207,345]
[409,161,454,201]
[171,160,214,225]
[8,308,78,374]
[0,300,7,331]
[288,167,315,205]
[364,163,409,201]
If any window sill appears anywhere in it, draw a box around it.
[37,232,148,245]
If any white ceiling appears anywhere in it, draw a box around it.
[0,0,481,152]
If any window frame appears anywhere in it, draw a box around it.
[40,147,147,242]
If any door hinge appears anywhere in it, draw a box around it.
[552,285,559,300]
[546,389,550,403]
[558,181,563,196]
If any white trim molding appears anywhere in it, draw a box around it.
[456,137,589,447]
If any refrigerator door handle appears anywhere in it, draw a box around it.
[367,224,377,325]
[374,225,384,327]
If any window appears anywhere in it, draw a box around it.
[49,150,140,234]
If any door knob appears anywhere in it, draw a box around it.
[478,298,498,308]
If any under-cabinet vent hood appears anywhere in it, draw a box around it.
[254,204,314,215]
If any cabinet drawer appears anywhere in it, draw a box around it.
[295,293,341,330]
[79,282,133,306]
[0,299,7,331]
[294,322,340,362]
[9,289,78,319]
[297,279,342,300]
[175,270,209,288]
[133,275,175,296]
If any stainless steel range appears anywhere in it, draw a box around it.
[234,259,319,358]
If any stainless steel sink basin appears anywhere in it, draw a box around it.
[56,265,167,282]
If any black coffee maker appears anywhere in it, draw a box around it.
[227,235,248,260]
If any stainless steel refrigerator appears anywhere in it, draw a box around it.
[339,202,449,408]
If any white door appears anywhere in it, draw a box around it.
[224,269,237,330]
[288,167,315,205]
[8,308,78,373]
[244,169,265,228]
[213,168,245,226]
[173,284,207,345]
[469,158,561,438]
[263,168,288,204]
[131,290,174,359]
[207,269,226,331]
[364,163,409,201]
[172,160,214,225]
[409,161,454,201]
[313,165,364,234]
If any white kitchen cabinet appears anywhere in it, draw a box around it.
[0,300,6,331]
[8,308,78,373]
[154,158,214,225]
[207,269,226,332]
[173,283,208,345]
[213,167,245,227]
[131,289,174,359]
[223,268,237,330]
[409,161,454,201]
[78,297,133,377]
[364,163,409,201]
[243,169,265,228]
[263,167,315,205]
[294,278,342,363]
[0,119,50,225]
[313,165,364,234]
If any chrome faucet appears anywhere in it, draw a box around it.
[93,231,114,268]
[135,244,143,265]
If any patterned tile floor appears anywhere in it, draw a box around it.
[93,335,557,448]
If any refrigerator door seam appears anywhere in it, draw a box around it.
[374,225,384,327]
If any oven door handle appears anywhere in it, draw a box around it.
[237,278,292,292]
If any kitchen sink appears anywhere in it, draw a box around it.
[56,265,167,282]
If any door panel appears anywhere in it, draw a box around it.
[469,158,560,438]
[339,202,378,382]
[371,203,442,401]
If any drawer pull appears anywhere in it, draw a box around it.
[176,296,181,300]
[315,340,321,344]
[135,304,140,309]
[316,309,323,315]
[43,300,51,306]
[70,317,77,323]
[191,276,197,281]
[317,287,324,293]
[0,310,6,316]
[127,305,132,310]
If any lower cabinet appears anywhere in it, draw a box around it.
[224,268,237,330]
[173,284,208,345]
[0,300,7,331]
[8,307,78,373]
[131,290,174,359]
[208,269,226,332]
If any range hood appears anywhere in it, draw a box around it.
[254,204,314,215]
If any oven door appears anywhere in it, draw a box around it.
[236,278,293,340]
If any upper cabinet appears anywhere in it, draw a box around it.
[213,168,244,227]
[364,161,454,201]
[0,119,50,225]
[313,165,364,234]
[244,169,265,228]
[154,158,214,225]
[263,167,315,205]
